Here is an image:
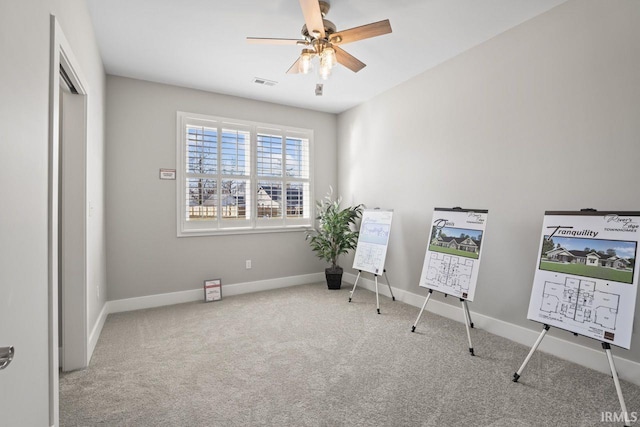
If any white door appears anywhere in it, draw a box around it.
[0,274,50,426]
[0,9,56,427]
[0,15,90,426]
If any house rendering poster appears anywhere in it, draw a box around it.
[527,211,640,349]
[418,208,489,301]
[353,209,393,275]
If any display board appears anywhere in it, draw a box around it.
[418,208,489,301]
[527,211,640,349]
[352,209,393,275]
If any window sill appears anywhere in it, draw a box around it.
[177,225,312,238]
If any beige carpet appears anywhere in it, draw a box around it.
[60,283,639,426]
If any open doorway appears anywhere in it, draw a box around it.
[58,65,88,373]
[49,15,89,426]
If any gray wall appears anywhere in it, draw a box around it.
[337,0,640,363]
[0,0,106,424]
[106,76,336,301]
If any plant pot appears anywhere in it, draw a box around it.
[325,267,343,290]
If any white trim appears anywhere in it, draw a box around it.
[88,303,109,364]
[106,272,324,314]
[179,225,311,238]
[48,16,61,426]
[343,272,640,386]
[49,15,91,426]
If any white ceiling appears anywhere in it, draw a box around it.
[86,0,566,114]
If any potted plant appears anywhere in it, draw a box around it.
[306,188,363,289]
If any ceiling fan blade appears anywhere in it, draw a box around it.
[330,19,392,45]
[286,57,302,74]
[247,37,307,46]
[334,46,366,73]
[299,0,325,39]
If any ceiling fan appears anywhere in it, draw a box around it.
[247,0,392,80]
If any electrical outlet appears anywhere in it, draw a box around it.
[246,260,252,269]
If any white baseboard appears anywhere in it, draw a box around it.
[343,272,640,387]
[221,272,324,297]
[106,272,325,314]
[88,302,109,364]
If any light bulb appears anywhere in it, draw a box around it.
[299,50,313,74]
[321,46,336,68]
[318,46,334,80]
[319,62,331,80]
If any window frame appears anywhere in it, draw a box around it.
[176,111,314,237]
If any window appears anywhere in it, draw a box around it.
[177,112,312,236]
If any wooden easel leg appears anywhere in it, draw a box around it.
[513,324,550,382]
[348,271,361,303]
[411,289,432,332]
[603,343,631,427]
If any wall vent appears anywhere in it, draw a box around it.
[253,77,277,86]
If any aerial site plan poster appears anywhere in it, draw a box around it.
[527,211,640,349]
[352,209,393,275]
[418,208,489,301]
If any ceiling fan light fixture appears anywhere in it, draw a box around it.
[320,46,336,68]
[319,60,332,80]
[299,49,314,74]
[318,44,336,80]
[248,0,392,88]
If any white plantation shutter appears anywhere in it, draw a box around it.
[219,125,251,228]
[177,112,312,236]
[255,129,312,227]
[185,124,217,221]
[256,130,284,224]
[284,134,310,221]
[257,133,283,178]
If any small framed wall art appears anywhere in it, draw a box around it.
[204,279,222,302]
[159,168,176,180]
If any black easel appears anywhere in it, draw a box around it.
[348,269,395,314]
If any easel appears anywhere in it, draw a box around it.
[514,208,633,427]
[512,324,631,427]
[348,269,395,314]
[410,205,485,356]
[411,289,476,356]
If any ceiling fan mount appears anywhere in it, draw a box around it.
[301,20,336,41]
[318,1,330,17]
[247,0,392,82]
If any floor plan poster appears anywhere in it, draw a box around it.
[527,211,640,349]
[353,210,393,275]
[418,208,489,301]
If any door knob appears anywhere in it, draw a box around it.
[0,346,14,370]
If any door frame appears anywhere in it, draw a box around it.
[49,15,89,426]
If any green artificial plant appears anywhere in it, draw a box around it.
[306,188,363,273]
